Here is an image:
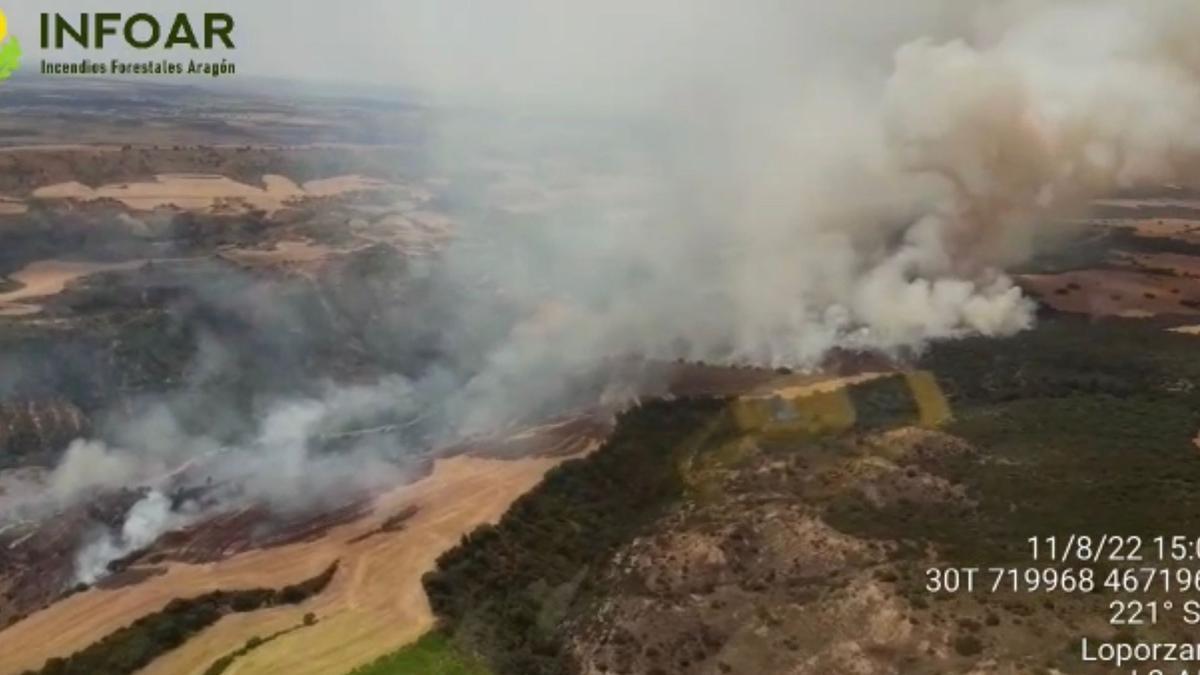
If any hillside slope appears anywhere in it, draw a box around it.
[417,315,1200,675]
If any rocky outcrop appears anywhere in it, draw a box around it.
[562,426,989,675]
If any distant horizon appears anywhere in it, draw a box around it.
[3,67,426,102]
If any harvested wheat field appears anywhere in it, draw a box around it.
[1088,216,1200,245]
[0,259,144,316]
[356,213,456,254]
[1020,269,1200,317]
[0,197,26,215]
[0,453,582,675]
[1094,196,1200,211]
[1128,218,1200,243]
[302,175,389,198]
[31,173,388,213]
[220,240,336,267]
[744,372,888,400]
[1114,251,1200,278]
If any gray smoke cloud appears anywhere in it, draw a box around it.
[419,0,1200,430]
[1,377,425,582]
[59,379,423,582]
[17,0,1200,580]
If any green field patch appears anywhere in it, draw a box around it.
[347,632,491,675]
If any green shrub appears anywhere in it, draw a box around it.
[23,562,338,675]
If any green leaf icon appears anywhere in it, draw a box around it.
[0,36,22,81]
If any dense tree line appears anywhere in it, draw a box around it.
[424,314,1200,674]
[24,562,338,675]
[919,315,1200,406]
[423,398,732,675]
[847,375,922,429]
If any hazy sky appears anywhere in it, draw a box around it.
[0,0,976,106]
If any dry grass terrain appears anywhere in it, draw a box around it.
[31,173,387,214]
[1021,269,1200,317]
[1021,203,1200,319]
[745,372,888,400]
[1114,250,1200,277]
[0,259,146,316]
[0,453,581,675]
[219,240,336,267]
[1128,218,1200,243]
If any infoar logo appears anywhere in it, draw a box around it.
[0,9,21,81]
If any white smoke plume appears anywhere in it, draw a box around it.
[74,490,184,584]
[0,379,423,583]
[410,0,1200,430]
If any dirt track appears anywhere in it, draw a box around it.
[220,240,335,266]
[31,173,387,213]
[0,454,578,675]
[746,372,887,399]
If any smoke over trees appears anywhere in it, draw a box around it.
[11,0,1200,585]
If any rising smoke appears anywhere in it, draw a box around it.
[418,0,1200,428]
[74,490,185,585]
[15,0,1200,582]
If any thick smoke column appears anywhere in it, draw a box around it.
[408,0,1200,434]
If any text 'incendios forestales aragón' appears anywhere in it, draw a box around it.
[39,12,237,78]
